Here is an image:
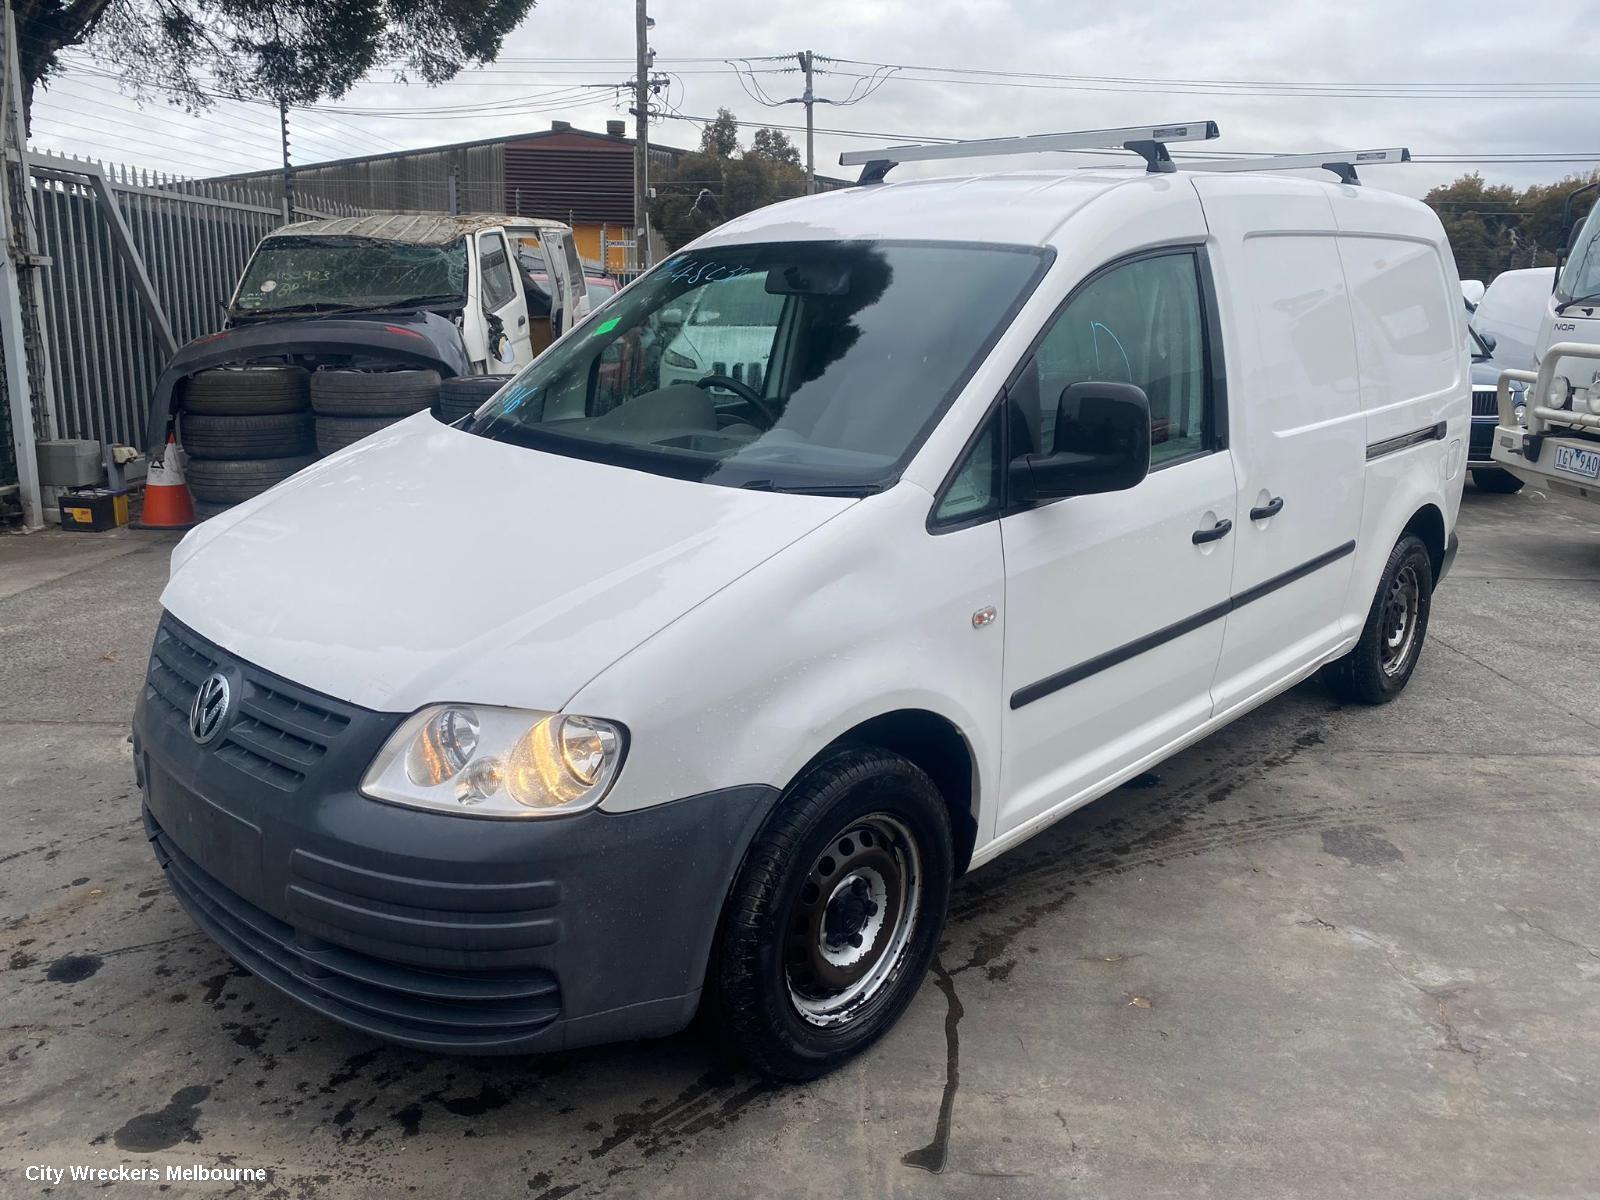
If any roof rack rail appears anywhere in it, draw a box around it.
[1184,148,1411,186]
[838,121,1221,185]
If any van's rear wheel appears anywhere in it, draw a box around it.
[1321,533,1433,705]
[713,748,952,1080]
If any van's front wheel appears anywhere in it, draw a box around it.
[714,748,952,1080]
[1322,533,1434,705]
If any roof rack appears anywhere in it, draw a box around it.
[1184,148,1411,186]
[838,121,1221,185]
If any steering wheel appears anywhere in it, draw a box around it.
[696,374,780,429]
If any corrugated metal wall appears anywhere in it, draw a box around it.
[218,143,505,216]
[504,140,633,224]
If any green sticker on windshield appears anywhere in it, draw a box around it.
[592,316,620,337]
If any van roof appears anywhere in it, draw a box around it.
[694,168,1429,249]
[267,213,570,246]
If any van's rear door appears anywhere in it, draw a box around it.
[1192,177,1365,712]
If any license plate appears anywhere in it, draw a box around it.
[1553,444,1600,480]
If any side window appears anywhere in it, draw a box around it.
[1017,251,1212,468]
[479,233,516,310]
[932,408,1003,526]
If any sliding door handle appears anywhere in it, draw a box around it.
[1249,496,1285,521]
[1192,518,1233,545]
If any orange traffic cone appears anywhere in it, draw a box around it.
[137,432,197,529]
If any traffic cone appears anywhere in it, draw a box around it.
[136,432,197,529]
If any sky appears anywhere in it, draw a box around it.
[24,0,1600,200]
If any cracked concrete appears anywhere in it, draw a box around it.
[2,485,1599,1198]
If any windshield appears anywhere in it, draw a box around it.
[464,241,1047,492]
[233,235,469,316]
[1557,199,1600,306]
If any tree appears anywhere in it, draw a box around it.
[1422,170,1600,282]
[13,0,537,124]
[698,108,741,159]
[750,127,801,168]
[649,113,808,251]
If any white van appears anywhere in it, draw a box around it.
[133,127,1468,1080]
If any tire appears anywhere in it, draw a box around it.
[186,455,314,505]
[311,369,440,417]
[182,367,309,416]
[178,412,313,461]
[1472,468,1524,494]
[315,415,397,456]
[438,376,509,423]
[1321,533,1434,705]
[194,500,236,522]
[713,747,953,1080]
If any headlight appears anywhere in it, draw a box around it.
[362,705,625,818]
[1546,375,1572,410]
[662,348,698,369]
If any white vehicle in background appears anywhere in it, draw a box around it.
[1471,266,1556,372]
[1492,182,1600,503]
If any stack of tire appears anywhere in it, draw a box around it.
[179,367,316,519]
[311,369,441,456]
[437,375,509,424]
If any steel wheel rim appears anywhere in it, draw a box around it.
[1381,563,1421,677]
[784,813,922,1028]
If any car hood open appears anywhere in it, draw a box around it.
[162,414,853,713]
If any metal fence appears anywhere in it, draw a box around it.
[27,153,364,448]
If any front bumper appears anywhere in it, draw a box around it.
[134,614,776,1054]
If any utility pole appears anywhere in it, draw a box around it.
[797,50,815,194]
[278,98,294,223]
[631,0,652,269]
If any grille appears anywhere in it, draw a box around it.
[144,615,352,791]
[149,812,562,1049]
[1472,389,1499,417]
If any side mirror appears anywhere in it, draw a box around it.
[1009,382,1151,502]
[1478,330,1497,354]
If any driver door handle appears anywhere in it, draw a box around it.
[1192,518,1233,545]
[1250,496,1285,520]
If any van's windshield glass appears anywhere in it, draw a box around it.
[232,236,469,317]
[463,240,1048,492]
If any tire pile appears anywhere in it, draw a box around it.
[178,366,451,516]
[180,367,315,520]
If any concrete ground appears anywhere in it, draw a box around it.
[1,485,1597,1199]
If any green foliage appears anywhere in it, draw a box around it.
[750,127,802,168]
[697,109,742,159]
[14,0,536,119]
[651,112,807,251]
[1424,170,1600,282]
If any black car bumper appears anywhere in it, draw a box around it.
[134,614,776,1054]
[1469,416,1498,464]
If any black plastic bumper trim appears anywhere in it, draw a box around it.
[1011,540,1357,710]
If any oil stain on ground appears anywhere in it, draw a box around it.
[113,1084,211,1151]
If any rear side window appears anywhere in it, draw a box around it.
[1011,250,1213,468]
[1336,235,1460,408]
[479,233,516,310]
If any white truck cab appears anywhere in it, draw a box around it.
[228,214,591,374]
[134,125,1467,1080]
[1491,182,1600,500]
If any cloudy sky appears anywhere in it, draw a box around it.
[27,0,1600,199]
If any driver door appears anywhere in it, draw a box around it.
[476,231,532,370]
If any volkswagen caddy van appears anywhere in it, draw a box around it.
[134,131,1469,1080]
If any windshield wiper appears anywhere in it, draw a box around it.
[375,293,464,310]
[239,301,364,316]
[1556,291,1600,313]
[739,478,883,497]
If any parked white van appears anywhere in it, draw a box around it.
[134,126,1468,1080]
